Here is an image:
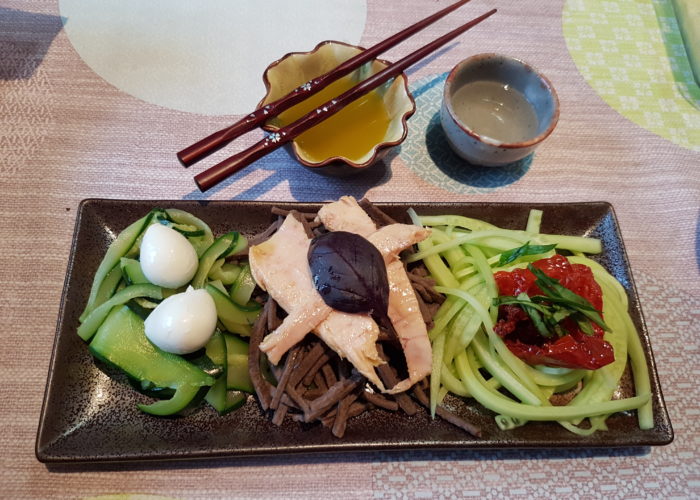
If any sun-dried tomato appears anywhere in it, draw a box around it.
[493,255,613,370]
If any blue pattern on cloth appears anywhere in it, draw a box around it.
[399,73,531,194]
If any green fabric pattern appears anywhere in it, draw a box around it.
[672,0,700,86]
[563,0,700,151]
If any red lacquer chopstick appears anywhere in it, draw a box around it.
[194,8,497,192]
[177,0,474,167]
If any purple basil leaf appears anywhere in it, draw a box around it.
[308,231,389,318]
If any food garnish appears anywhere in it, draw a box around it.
[496,241,557,266]
[246,200,477,437]
[78,208,259,416]
[76,199,653,438]
[308,230,390,322]
[407,208,653,435]
[491,255,614,370]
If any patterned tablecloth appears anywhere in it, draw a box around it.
[1,0,698,498]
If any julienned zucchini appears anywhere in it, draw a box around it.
[89,306,215,416]
[90,266,124,316]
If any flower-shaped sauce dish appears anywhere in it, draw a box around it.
[258,41,415,176]
[440,53,560,167]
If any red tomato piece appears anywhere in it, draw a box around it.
[493,255,613,370]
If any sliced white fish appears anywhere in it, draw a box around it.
[316,195,375,237]
[316,197,433,394]
[367,224,431,263]
[316,311,385,390]
[249,213,385,388]
[384,260,433,392]
[249,215,332,364]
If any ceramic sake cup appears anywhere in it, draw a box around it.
[257,41,415,176]
[440,53,560,166]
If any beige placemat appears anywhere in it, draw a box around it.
[1,0,698,498]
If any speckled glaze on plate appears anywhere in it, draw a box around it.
[36,200,673,463]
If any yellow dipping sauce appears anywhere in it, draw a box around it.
[273,76,391,163]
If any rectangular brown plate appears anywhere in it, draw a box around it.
[36,200,673,463]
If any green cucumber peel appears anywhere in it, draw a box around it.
[164,208,215,257]
[192,232,241,289]
[209,260,242,285]
[223,333,254,393]
[78,283,163,341]
[119,257,150,286]
[81,265,124,322]
[206,283,260,336]
[81,209,165,320]
[203,331,247,414]
[154,213,206,238]
[138,383,202,416]
[230,263,257,307]
[89,306,214,416]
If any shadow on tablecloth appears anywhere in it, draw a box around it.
[0,7,64,80]
[399,73,531,194]
[181,142,395,202]
[43,445,650,474]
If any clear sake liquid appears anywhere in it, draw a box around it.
[451,81,539,143]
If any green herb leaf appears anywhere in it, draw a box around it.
[577,317,595,335]
[528,265,610,332]
[551,305,572,323]
[497,242,557,266]
[493,263,610,339]
[524,303,553,338]
[530,295,598,312]
[493,296,551,316]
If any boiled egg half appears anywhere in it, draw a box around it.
[145,286,217,354]
[140,223,198,288]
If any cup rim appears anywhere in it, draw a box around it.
[442,52,560,149]
[257,40,416,170]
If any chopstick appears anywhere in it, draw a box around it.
[177,0,474,167]
[194,9,496,192]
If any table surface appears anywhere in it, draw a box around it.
[2,0,698,498]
